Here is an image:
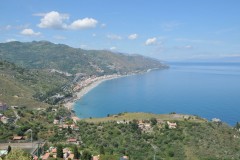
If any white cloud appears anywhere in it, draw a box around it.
[145,37,157,46]
[128,34,138,40]
[38,11,69,29]
[37,11,98,30]
[110,46,117,50]
[69,18,98,30]
[6,38,16,42]
[21,28,41,36]
[107,34,122,40]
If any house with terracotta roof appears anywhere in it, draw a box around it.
[51,147,57,153]
[67,138,78,144]
[42,152,50,160]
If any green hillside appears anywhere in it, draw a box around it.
[48,113,240,160]
[0,60,71,108]
[0,41,166,76]
[0,41,167,107]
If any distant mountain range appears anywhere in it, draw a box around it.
[0,41,166,76]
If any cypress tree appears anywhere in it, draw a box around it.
[7,145,11,153]
[57,144,63,158]
[73,145,80,159]
[100,145,105,155]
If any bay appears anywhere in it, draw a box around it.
[74,62,240,125]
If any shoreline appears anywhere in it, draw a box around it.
[64,74,124,111]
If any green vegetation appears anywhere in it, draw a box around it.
[1,41,240,159]
[57,144,63,158]
[0,106,71,141]
[0,60,71,107]
[73,145,80,159]
[0,41,166,107]
[3,148,32,160]
[36,112,240,159]
[84,112,205,123]
[1,109,240,159]
[71,117,240,160]
[0,41,166,75]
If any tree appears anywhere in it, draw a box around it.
[7,145,11,153]
[57,144,63,158]
[81,150,92,160]
[130,120,139,130]
[165,122,169,129]
[235,122,240,130]
[150,118,157,126]
[73,145,80,159]
[100,145,105,155]
[4,148,32,160]
[67,126,72,134]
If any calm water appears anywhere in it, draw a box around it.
[74,62,240,125]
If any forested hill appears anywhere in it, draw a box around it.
[0,41,166,76]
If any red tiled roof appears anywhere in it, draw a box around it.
[42,153,50,160]
[68,138,77,142]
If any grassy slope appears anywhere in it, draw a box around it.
[0,73,49,108]
[0,61,70,108]
[84,112,206,123]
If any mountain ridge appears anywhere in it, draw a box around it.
[0,41,167,76]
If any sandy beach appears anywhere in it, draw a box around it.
[64,74,123,110]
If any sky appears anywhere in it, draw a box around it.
[0,0,240,61]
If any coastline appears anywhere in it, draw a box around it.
[64,74,124,111]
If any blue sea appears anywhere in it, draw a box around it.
[74,62,240,125]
